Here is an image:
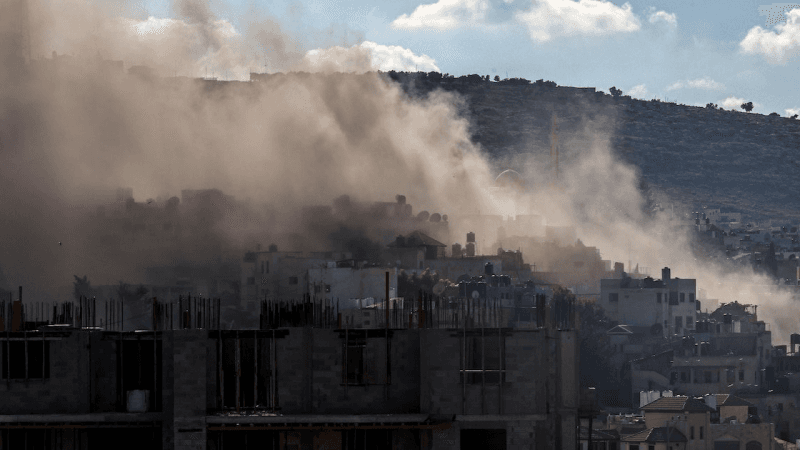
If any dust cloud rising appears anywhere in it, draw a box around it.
[0,0,795,343]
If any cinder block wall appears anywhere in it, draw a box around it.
[0,331,91,414]
[309,329,420,414]
[167,330,209,450]
[273,328,421,414]
[420,329,550,416]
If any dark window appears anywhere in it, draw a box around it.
[689,293,695,303]
[289,277,298,285]
[675,316,683,331]
[699,426,703,439]
[2,340,50,379]
[690,426,694,440]
[461,334,505,384]
[680,293,685,302]
[608,293,619,302]
[686,316,693,329]
[746,441,762,450]
[669,292,679,305]
[340,332,387,386]
[220,334,275,410]
[739,370,745,381]
[656,293,662,303]
[325,284,331,293]
[680,371,688,382]
[343,339,365,385]
[118,338,162,411]
[460,429,506,450]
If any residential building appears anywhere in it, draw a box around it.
[601,267,697,337]
[636,396,774,450]
[387,231,447,270]
[0,293,580,450]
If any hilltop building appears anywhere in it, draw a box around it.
[600,267,697,337]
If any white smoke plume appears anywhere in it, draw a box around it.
[0,0,796,344]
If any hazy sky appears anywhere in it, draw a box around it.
[124,0,800,116]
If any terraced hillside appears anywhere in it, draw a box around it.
[399,76,800,223]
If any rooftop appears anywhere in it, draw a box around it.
[640,396,715,413]
[623,427,687,443]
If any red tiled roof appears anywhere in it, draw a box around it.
[714,394,754,407]
[641,396,715,412]
[623,427,687,443]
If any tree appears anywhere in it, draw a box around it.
[73,275,93,301]
[117,281,149,303]
[741,102,754,112]
[397,269,441,299]
[791,114,799,119]
[705,103,719,110]
[769,112,779,117]
[609,86,622,98]
[494,75,500,82]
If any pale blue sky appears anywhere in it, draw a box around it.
[136,0,799,115]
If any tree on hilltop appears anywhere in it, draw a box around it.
[117,281,149,304]
[741,101,754,112]
[73,275,93,301]
[609,86,622,98]
[494,75,500,82]
[705,103,719,110]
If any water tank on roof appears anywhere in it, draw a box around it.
[466,232,476,243]
[452,243,462,257]
[430,213,441,222]
[466,242,476,257]
[485,261,494,275]
[417,211,430,221]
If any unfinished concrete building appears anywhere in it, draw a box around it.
[0,289,579,449]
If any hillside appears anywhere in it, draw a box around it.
[394,73,800,224]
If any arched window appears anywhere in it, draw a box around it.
[746,440,762,450]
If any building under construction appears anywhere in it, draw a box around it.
[0,287,579,450]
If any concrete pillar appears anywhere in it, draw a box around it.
[167,330,208,450]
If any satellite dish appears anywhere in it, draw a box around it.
[471,290,480,300]
[432,282,446,296]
